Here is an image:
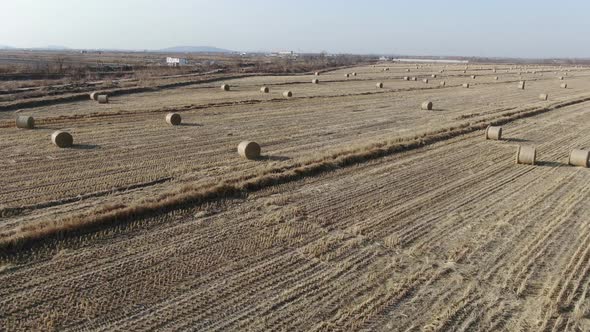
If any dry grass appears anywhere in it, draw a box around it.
[3,100,590,329]
[2,62,590,330]
[2,93,586,254]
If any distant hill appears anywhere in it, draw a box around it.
[36,45,71,50]
[157,46,233,53]
[0,45,14,50]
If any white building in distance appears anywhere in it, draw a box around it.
[267,51,298,58]
[393,58,469,64]
[166,57,189,66]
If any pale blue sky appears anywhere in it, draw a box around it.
[1,0,589,58]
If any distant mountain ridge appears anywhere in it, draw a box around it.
[40,45,70,50]
[1,45,70,51]
[156,46,234,53]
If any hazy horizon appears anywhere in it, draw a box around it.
[2,0,589,58]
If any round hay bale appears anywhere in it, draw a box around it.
[539,93,548,101]
[89,92,99,100]
[431,74,437,78]
[411,77,417,81]
[312,79,319,84]
[406,69,410,72]
[51,131,73,148]
[485,125,502,140]
[422,78,429,83]
[561,83,568,89]
[15,115,35,129]
[97,95,109,104]
[385,67,390,71]
[165,113,182,126]
[462,83,470,88]
[283,90,293,98]
[260,86,269,93]
[221,84,230,91]
[494,76,499,80]
[462,70,466,74]
[516,146,536,165]
[345,73,350,78]
[471,75,476,79]
[568,149,590,168]
[314,72,320,76]
[376,82,383,88]
[403,76,410,81]
[518,81,526,89]
[421,101,433,110]
[558,76,564,80]
[439,81,446,86]
[237,141,260,160]
[352,72,357,76]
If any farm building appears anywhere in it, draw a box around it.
[268,51,299,58]
[166,57,189,66]
[393,58,469,64]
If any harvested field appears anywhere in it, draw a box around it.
[2,63,590,331]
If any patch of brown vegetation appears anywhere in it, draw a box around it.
[2,94,588,256]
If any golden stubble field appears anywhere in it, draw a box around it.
[1,62,590,331]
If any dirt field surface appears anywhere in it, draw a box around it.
[1,63,590,331]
